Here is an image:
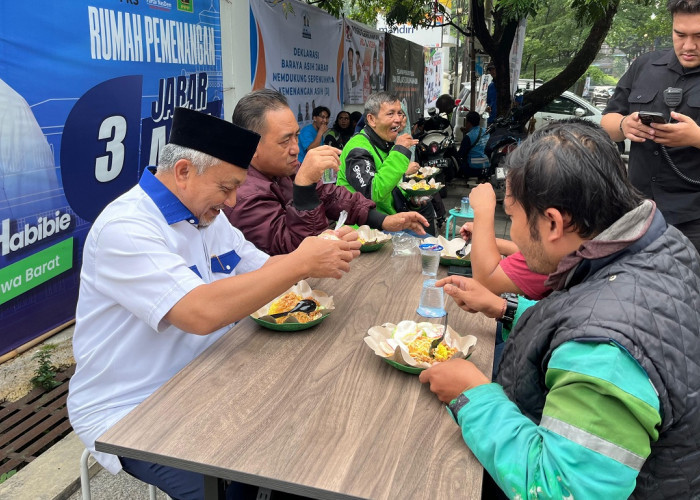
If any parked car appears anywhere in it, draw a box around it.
[532,90,600,129]
[531,90,629,155]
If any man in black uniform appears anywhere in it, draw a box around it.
[601,0,700,252]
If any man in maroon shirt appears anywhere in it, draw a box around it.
[224,89,428,255]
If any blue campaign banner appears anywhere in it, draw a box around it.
[0,0,222,356]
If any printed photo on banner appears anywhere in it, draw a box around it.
[250,0,343,124]
[475,72,492,115]
[424,47,442,111]
[342,18,385,105]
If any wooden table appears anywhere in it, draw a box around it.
[96,245,496,499]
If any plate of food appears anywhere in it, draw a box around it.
[251,280,334,331]
[406,166,440,181]
[423,236,472,266]
[364,320,477,374]
[357,225,392,253]
[398,179,443,196]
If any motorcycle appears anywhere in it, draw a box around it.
[414,108,459,184]
[483,114,526,200]
[412,108,459,231]
[452,112,526,201]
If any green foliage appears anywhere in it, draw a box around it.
[522,0,589,74]
[607,0,672,62]
[344,0,385,26]
[497,0,545,22]
[0,470,17,484]
[30,344,61,391]
[522,65,616,87]
[584,66,618,85]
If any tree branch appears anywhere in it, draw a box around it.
[520,0,621,122]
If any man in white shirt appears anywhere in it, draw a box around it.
[67,107,360,499]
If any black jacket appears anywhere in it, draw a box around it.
[605,49,700,225]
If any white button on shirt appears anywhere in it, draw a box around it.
[67,170,268,474]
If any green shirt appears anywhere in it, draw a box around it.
[336,128,411,215]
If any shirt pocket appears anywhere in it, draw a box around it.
[189,265,202,279]
[627,89,658,112]
[210,249,241,275]
[686,93,700,118]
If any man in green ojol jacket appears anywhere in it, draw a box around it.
[336,91,438,234]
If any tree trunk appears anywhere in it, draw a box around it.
[471,0,519,120]
[518,0,621,124]
[469,0,620,125]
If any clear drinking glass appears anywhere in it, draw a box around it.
[419,243,443,277]
[417,279,446,318]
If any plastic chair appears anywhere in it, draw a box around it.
[80,448,157,500]
[445,207,474,240]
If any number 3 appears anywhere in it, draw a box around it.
[95,115,127,182]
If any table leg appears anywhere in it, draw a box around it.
[203,475,225,500]
[446,215,454,239]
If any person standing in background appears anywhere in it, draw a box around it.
[486,63,498,125]
[601,0,700,253]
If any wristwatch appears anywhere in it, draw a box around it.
[499,293,519,329]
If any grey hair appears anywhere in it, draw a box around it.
[232,89,289,135]
[364,91,401,116]
[157,143,219,174]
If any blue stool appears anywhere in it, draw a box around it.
[445,208,474,239]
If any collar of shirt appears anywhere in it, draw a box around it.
[249,165,286,186]
[653,48,700,76]
[362,125,393,152]
[139,168,199,226]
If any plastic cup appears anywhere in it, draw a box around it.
[461,197,470,214]
[417,279,446,318]
[321,168,337,184]
[419,243,443,277]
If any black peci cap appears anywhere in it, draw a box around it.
[169,107,260,169]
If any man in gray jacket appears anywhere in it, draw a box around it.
[421,120,700,498]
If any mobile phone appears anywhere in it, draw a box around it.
[638,111,667,125]
[448,265,472,277]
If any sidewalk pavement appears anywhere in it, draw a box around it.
[0,431,167,500]
[441,178,511,240]
[0,178,508,500]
